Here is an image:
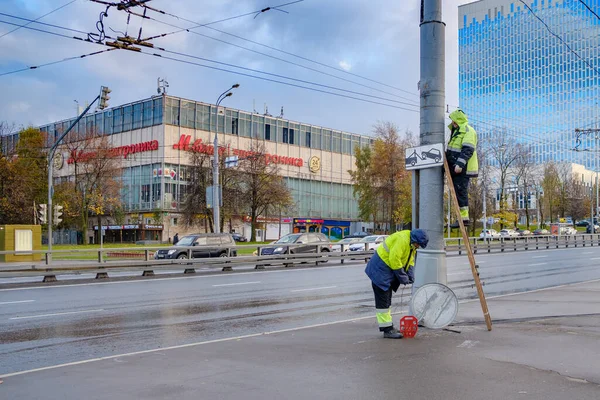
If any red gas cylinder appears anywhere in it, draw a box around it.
[399,316,418,338]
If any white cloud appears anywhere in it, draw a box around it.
[338,61,352,71]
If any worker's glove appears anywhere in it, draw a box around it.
[454,165,463,174]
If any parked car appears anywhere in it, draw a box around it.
[331,237,361,252]
[515,228,532,237]
[479,229,500,240]
[500,229,519,238]
[260,233,331,256]
[576,220,590,227]
[154,233,237,259]
[231,233,248,242]
[561,227,577,235]
[533,229,550,235]
[349,235,388,251]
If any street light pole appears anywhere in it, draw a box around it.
[212,84,239,233]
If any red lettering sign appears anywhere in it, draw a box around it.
[173,135,304,167]
[67,139,159,164]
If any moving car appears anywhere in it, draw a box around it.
[479,229,500,240]
[500,229,519,238]
[231,233,248,242]
[349,235,389,251]
[260,233,331,256]
[154,233,237,259]
[331,237,361,252]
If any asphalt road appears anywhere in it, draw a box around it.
[1,246,600,376]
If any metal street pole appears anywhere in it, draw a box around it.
[212,84,239,234]
[415,0,447,288]
[46,95,101,265]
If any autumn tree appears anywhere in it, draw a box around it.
[541,163,561,223]
[237,141,294,242]
[349,123,415,233]
[54,132,122,236]
[0,127,47,224]
[180,151,213,230]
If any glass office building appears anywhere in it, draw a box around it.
[459,0,600,169]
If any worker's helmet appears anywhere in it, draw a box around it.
[410,229,429,249]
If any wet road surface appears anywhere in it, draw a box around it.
[1,246,600,376]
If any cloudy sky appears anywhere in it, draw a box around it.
[0,0,471,136]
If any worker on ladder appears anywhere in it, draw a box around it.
[446,109,479,227]
[365,229,429,339]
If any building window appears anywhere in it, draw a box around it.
[289,128,295,145]
[232,118,239,135]
[265,124,271,141]
[113,107,123,134]
[166,98,180,126]
[305,130,311,147]
[172,218,178,226]
[142,100,153,128]
[153,97,163,125]
[282,127,289,143]
[123,105,133,131]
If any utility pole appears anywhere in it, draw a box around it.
[414,0,447,289]
[46,86,110,265]
[212,84,239,233]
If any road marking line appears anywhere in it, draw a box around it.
[211,281,261,287]
[457,340,480,348]
[532,256,548,259]
[9,309,104,320]
[528,263,548,266]
[0,300,35,305]
[291,286,337,292]
[591,257,600,260]
[582,252,594,255]
[3,278,600,378]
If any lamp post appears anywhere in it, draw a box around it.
[211,84,239,233]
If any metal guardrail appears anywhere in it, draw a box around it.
[445,234,600,255]
[0,242,375,283]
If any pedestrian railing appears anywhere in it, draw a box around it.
[445,234,600,255]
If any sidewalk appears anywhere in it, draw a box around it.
[2,280,599,400]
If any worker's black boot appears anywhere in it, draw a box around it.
[383,328,403,339]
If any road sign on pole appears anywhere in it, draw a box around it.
[405,143,444,170]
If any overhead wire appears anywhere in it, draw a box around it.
[0,0,77,40]
[136,3,418,98]
[131,9,419,103]
[0,18,418,112]
[578,0,600,21]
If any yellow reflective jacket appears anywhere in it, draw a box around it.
[376,230,416,271]
[446,110,479,177]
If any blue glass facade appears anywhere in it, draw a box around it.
[459,0,600,168]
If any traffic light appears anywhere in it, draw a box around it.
[53,205,63,225]
[99,86,111,110]
[37,204,48,224]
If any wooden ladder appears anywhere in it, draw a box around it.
[444,158,493,331]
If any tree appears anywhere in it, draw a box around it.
[180,150,213,230]
[349,123,415,233]
[513,145,535,228]
[348,145,378,225]
[0,127,47,224]
[54,131,122,237]
[541,163,561,224]
[237,141,293,242]
[485,134,528,228]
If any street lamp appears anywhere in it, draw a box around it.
[212,84,239,233]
